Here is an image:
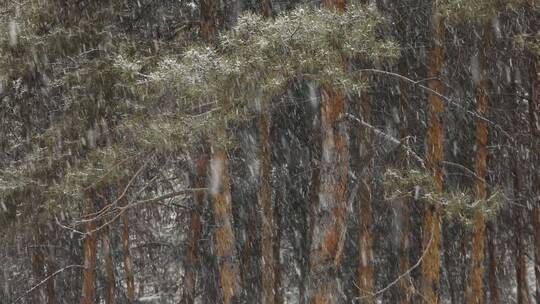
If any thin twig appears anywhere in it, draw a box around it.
[356,68,513,140]
[355,220,435,299]
[345,113,425,167]
[11,265,85,304]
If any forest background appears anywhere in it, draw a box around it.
[0,0,539,303]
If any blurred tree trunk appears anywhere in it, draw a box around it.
[531,54,540,304]
[185,147,209,304]
[46,240,56,304]
[356,83,374,304]
[101,213,116,304]
[210,141,241,304]
[81,188,98,304]
[514,159,532,304]
[309,85,349,303]
[397,56,413,304]
[392,4,414,302]
[31,224,46,303]
[200,0,223,41]
[274,175,283,304]
[421,7,445,304]
[356,0,375,302]
[118,183,135,303]
[467,21,492,304]
[261,0,273,18]
[302,95,320,304]
[260,99,276,304]
[527,2,540,302]
[486,221,500,303]
[259,2,276,303]
[308,2,349,303]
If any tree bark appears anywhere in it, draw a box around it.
[308,3,349,303]
[210,143,241,304]
[526,1,540,300]
[308,84,349,304]
[357,86,374,304]
[421,9,445,304]
[261,0,273,18]
[200,0,222,42]
[81,188,98,304]
[119,192,135,303]
[486,221,500,304]
[102,217,116,304]
[467,21,492,304]
[395,9,413,304]
[31,224,46,303]
[514,158,532,304]
[260,102,276,304]
[185,149,209,304]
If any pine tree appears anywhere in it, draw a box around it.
[421,3,445,303]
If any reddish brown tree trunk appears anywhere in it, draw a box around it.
[200,0,222,41]
[357,86,374,304]
[261,0,273,18]
[395,12,413,304]
[422,10,445,304]
[308,3,349,303]
[467,21,492,304]
[308,84,349,304]
[102,220,116,304]
[81,188,98,304]
[210,144,240,304]
[185,149,209,303]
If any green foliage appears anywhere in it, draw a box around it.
[514,33,540,56]
[437,0,527,22]
[383,168,439,201]
[149,4,398,127]
[442,189,504,228]
[383,168,504,227]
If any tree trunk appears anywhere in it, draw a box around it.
[513,159,532,304]
[526,1,540,300]
[31,224,46,303]
[486,221,500,304]
[44,224,57,304]
[261,0,273,18]
[260,2,276,298]
[302,109,320,304]
[81,188,98,304]
[119,192,135,303]
[102,217,116,304]
[308,84,349,304]
[185,149,209,304]
[210,143,241,304]
[357,86,374,304]
[308,3,349,303]
[467,21,491,304]
[274,176,283,304]
[531,57,540,304]
[421,9,445,304]
[260,102,276,304]
[395,10,413,304]
[516,209,532,304]
[200,0,222,41]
